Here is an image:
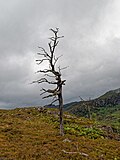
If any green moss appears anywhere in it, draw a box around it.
[64,123,104,139]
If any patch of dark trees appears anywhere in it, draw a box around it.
[92,93,120,107]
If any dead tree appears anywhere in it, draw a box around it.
[33,28,66,136]
[79,96,91,119]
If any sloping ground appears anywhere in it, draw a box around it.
[92,105,120,133]
[64,102,120,133]
[0,107,120,160]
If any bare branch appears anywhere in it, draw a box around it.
[61,66,69,70]
[50,98,59,105]
[54,56,58,66]
[42,94,55,99]
[40,89,47,96]
[79,96,86,102]
[58,66,69,72]
[36,59,49,65]
[40,86,60,99]
[54,40,59,47]
[42,91,59,99]
[33,78,57,85]
[36,69,60,77]
[57,36,64,39]
[48,42,53,54]
[40,88,55,96]
[79,96,87,107]
[38,46,50,58]
[61,80,66,85]
[49,37,55,41]
[37,53,46,56]
[54,55,63,66]
[36,69,52,74]
[44,74,55,78]
[40,87,58,94]
[50,28,59,34]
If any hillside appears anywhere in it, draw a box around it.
[0,107,120,160]
[64,88,120,133]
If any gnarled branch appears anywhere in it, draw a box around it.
[32,78,57,85]
[38,46,50,58]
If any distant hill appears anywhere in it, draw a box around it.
[63,101,79,110]
[94,88,120,106]
[100,88,120,99]
[63,88,120,133]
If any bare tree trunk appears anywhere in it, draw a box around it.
[88,97,91,120]
[58,85,64,136]
[87,105,91,120]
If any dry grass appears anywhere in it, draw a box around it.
[0,107,120,160]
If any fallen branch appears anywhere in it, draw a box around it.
[62,149,88,157]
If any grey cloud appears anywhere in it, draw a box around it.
[0,0,120,108]
[63,37,120,101]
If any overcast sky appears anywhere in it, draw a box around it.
[0,0,120,109]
